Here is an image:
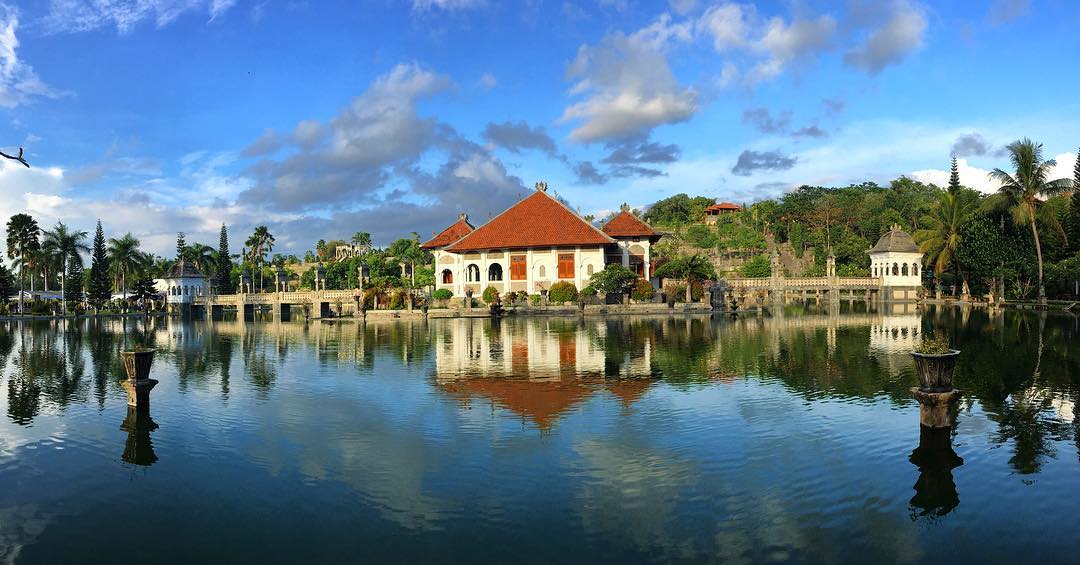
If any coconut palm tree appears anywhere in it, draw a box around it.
[5,213,40,313]
[43,221,90,315]
[914,191,975,293]
[988,138,1072,304]
[107,233,142,303]
[247,226,275,291]
[185,242,216,278]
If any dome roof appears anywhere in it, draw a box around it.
[166,257,204,278]
[870,224,920,254]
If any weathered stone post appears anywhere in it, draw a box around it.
[120,348,158,410]
[465,288,473,309]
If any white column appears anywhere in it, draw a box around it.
[643,240,651,281]
[526,249,533,294]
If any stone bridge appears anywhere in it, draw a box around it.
[187,290,364,320]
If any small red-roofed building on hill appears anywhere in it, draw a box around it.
[427,182,662,297]
[703,201,742,224]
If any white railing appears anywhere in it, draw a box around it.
[726,276,882,290]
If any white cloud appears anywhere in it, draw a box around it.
[42,0,240,34]
[476,72,497,89]
[561,14,697,142]
[912,152,1078,195]
[844,0,927,74]
[697,3,752,51]
[0,5,58,108]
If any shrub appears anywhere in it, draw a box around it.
[588,264,638,295]
[548,281,578,303]
[685,224,718,248]
[529,294,542,306]
[581,285,597,296]
[482,285,500,303]
[740,254,772,278]
[630,279,655,301]
[432,288,453,300]
[662,281,703,302]
[914,335,953,354]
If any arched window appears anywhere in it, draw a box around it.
[587,264,594,276]
[488,263,503,281]
[539,265,546,278]
[441,269,453,284]
[466,264,480,282]
[902,264,908,276]
[872,267,877,277]
[912,263,919,276]
[892,263,899,276]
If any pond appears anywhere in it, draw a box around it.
[1,306,1079,563]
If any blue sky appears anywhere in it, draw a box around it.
[1,0,1078,256]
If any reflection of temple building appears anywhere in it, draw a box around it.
[433,318,654,430]
[868,314,921,375]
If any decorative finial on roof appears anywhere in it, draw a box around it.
[535,181,548,193]
[620,202,630,212]
[459,212,468,221]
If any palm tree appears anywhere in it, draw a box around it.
[186,242,215,278]
[107,233,142,303]
[653,254,717,302]
[914,191,974,294]
[351,231,372,251]
[988,138,1072,303]
[43,221,89,315]
[5,213,40,313]
[248,226,275,292]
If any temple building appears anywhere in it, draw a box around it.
[425,182,661,297]
[156,258,208,315]
[868,224,923,301]
[703,201,742,224]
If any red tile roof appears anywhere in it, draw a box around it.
[601,207,660,240]
[445,188,614,252]
[705,202,741,213]
[421,215,475,249]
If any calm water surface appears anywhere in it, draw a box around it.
[2,306,1079,563]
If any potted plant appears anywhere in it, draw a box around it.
[122,347,156,381]
[911,335,960,392]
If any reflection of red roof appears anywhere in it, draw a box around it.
[705,202,741,213]
[440,377,597,431]
[421,216,474,249]
[601,210,661,240]
[606,379,653,408]
[445,188,614,252]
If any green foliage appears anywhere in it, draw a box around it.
[529,294,542,306]
[432,288,453,300]
[685,224,718,248]
[630,279,655,301]
[175,231,186,260]
[581,285,597,296]
[1046,253,1080,296]
[65,257,84,308]
[740,255,772,278]
[914,334,953,355]
[131,275,157,304]
[217,224,233,294]
[588,264,638,295]
[548,281,578,303]
[836,263,869,277]
[0,258,13,301]
[87,221,111,308]
[643,193,715,225]
[482,285,500,303]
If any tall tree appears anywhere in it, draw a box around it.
[65,257,84,312]
[914,191,975,290]
[1071,147,1080,253]
[948,156,962,193]
[988,138,1072,303]
[108,233,142,303]
[0,257,15,307]
[87,221,111,310]
[6,213,40,314]
[42,221,89,315]
[176,232,187,261]
[351,231,372,250]
[653,254,718,302]
[186,242,215,276]
[217,224,232,294]
[248,226,275,291]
